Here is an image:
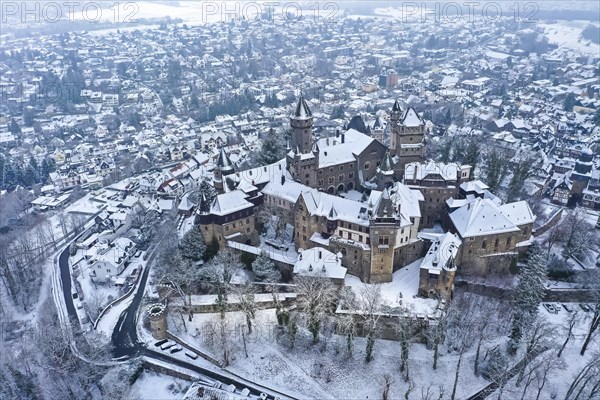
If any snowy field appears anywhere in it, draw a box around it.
[130,371,191,400]
[539,21,600,56]
[345,259,440,314]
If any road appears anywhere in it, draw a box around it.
[58,239,295,399]
[58,245,78,322]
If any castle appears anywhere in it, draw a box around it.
[197,97,535,298]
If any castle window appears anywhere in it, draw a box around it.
[246,218,250,224]
[482,240,487,249]
[319,170,323,175]
[507,237,512,247]
[358,235,363,242]
[340,165,344,171]
[339,175,344,182]
[350,164,354,168]
[495,238,499,248]
[329,167,334,173]
[319,179,323,186]
[303,235,306,241]
[379,235,389,245]
[364,162,370,170]
[349,172,354,179]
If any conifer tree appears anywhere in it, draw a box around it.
[179,226,206,261]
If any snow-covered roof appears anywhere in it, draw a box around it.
[402,107,423,127]
[316,128,374,167]
[449,198,522,238]
[419,233,461,273]
[210,190,253,215]
[499,201,536,226]
[294,247,347,280]
[460,179,489,194]
[404,161,461,182]
[300,189,380,227]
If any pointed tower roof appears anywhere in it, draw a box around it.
[378,151,394,173]
[328,205,338,220]
[375,188,396,218]
[294,96,312,119]
[373,116,383,128]
[392,100,402,112]
[216,147,234,171]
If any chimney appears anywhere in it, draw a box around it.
[336,129,340,138]
[341,134,345,143]
[326,138,330,145]
[281,175,285,185]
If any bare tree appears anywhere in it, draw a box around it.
[557,311,580,358]
[579,270,600,356]
[294,275,337,344]
[232,283,257,334]
[379,373,394,400]
[447,293,483,400]
[564,354,600,400]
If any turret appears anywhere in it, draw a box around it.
[376,151,395,190]
[290,96,314,154]
[213,147,234,193]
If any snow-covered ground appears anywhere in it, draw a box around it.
[540,21,600,56]
[164,308,490,399]
[345,259,439,314]
[129,371,191,400]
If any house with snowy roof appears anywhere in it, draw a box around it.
[403,161,472,228]
[448,197,535,275]
[293,247,347,285]
[418,232,460,300]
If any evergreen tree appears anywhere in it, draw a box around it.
[8,118,20,135]
[258,128,285,165]
[179,226,206,261]
[506,161,531,202]
[510,242,547,348]
[203,236,220,261]
[563,93,576,112]
[485,150,509,192]
[251,251,281,282]
[464,141,481,168]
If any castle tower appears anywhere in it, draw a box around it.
[286,96,319,187]
[147,303,168,340]
[372,116,385,143]
[213,147,234,193]
[571,147,593,201]
[394,107,425,178]
[376,150,395,190]
[389,100,402,151]
[368,188,400,283]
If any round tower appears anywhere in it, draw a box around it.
[290,96,314,154]
[213,147,234,193]
[147,303,168,340]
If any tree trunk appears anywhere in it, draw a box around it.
[580,314,598,356]
[474,339,482,376]
[450,352,463,400]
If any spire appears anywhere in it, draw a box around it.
[216,147,234,172]
[379,151,394,173]
[294,95,312,119]
[328,205,338,220]
[392,100,401,112]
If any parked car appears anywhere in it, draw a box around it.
[154,339,168,347]
[562,303,573,313]
[543,303,557,314]
[579,303,591,312]
[185,352,198,360]
[160,342,175,351]
[170,345,182,354]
